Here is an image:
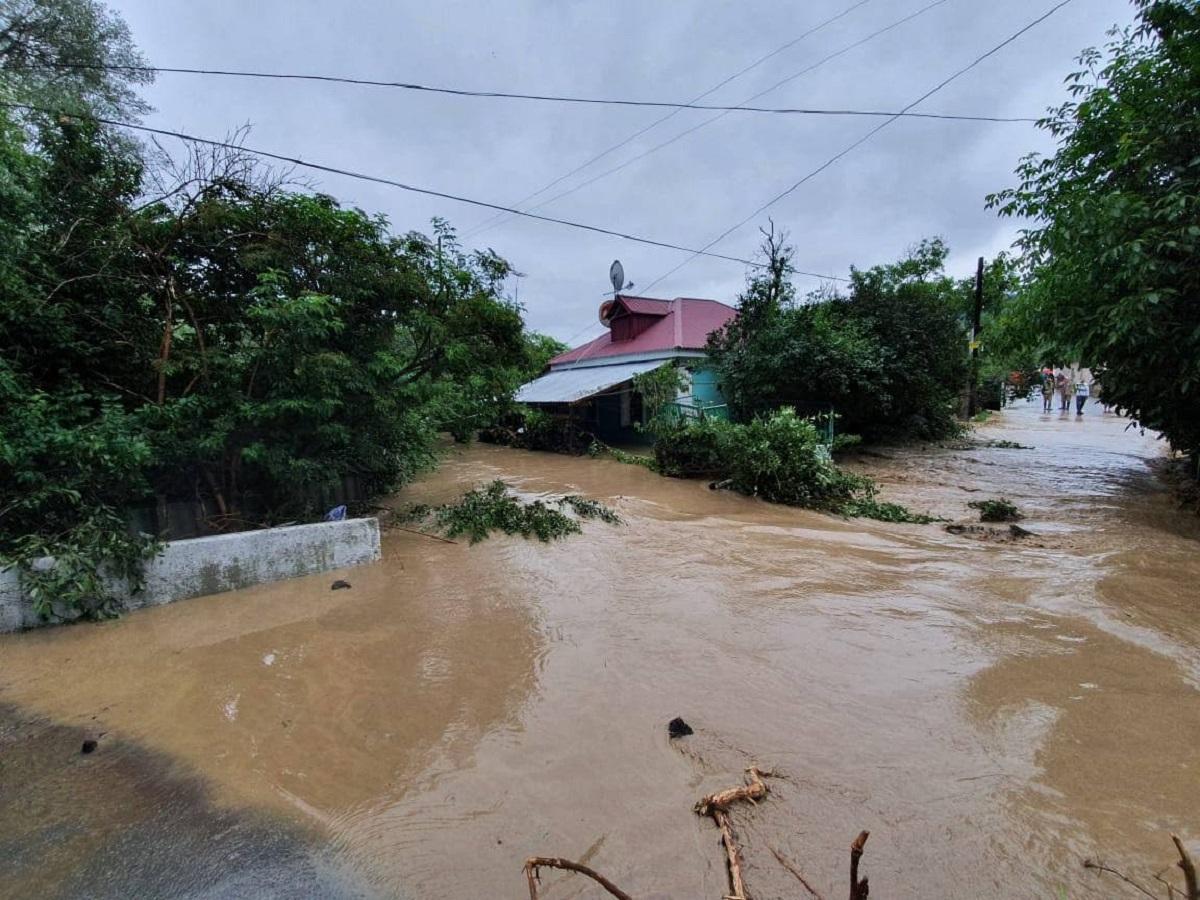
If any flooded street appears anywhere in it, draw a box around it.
[2,400,1198,899]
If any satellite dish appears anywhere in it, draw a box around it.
[609,260,625,295]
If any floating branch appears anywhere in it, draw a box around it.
[522,856,632,900]
[695,766,769,816]
[694,767,770,900]
[849,831,870,900]
[1083,835,1198,900]
[769,844,827,900]
[1173,834,1198,900]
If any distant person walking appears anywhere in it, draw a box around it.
[1055,371,1071,411]
[1041,371,1054,412]
[1074,378,1091,415]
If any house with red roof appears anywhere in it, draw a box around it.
[515,294,737,441]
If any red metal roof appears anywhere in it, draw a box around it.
[550,296,736,366]
[614,296,671,316]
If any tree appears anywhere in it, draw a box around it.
[0,108,541,617]
[709,234,968,441]
[989,0,1200,463]
[840,238,970,439]
[0,0,152,121]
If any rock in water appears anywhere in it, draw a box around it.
[667,717,693,738]
[331,580,352,591]
[81,739,98,754]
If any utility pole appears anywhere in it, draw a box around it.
[967,256,984,418]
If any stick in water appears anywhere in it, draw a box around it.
[522,857,633,900]
[849,831,870,900]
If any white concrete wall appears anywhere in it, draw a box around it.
[0,517,381,633]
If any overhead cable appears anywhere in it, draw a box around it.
[16,61,1032,122]
[464,0,957,240]
[0,100,850,281]
[640,0,1074,294]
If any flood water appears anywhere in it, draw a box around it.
[2,400,1197,899]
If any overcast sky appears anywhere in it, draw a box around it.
[112,0,1134,344]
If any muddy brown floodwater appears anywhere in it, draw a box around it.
[2,400,1198,899]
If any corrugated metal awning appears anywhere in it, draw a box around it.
[515,360,664,403]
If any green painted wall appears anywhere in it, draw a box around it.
[689,366,723,404]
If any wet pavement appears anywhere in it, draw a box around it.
[1,398,1197,898]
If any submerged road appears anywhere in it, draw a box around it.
[1,398,1197,898]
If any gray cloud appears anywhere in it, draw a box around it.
[112,0,1133,342]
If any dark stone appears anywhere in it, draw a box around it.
[667,717,693,739]
[80,739,98,754]
[330,580,352,591]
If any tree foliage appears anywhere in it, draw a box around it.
[403,481,621,544]
[0,0,152,121]
[989,0,1200,462]
[0,101,544,617]
[652,409,935,522]
[710,234,970,441]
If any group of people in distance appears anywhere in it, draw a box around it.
[1039,367,1106,415]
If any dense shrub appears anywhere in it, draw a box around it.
[719,409,864,510]
[653,418,727,477]
[652,408,933,522]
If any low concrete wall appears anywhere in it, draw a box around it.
[0,517,381,633]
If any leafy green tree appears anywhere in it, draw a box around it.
[989,0,1200,462]
[841,238,970,439]
[0,0,152,121]
[710,234,968,440]
[0,107,541,618]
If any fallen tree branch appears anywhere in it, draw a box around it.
[695,766,769,816]
[1084,836,1199,900]
[1082,859,1160,899]
[694,767,771,900]
[522,857,632,900]
[1173,834,1199,900]
[849,831,870,900]
[714,809,749,900]
[769,844,827,900]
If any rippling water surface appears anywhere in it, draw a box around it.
[2,401,1197,898]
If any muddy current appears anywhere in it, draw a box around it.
[1,401,1197,899]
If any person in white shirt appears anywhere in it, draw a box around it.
[1074,379,1091,415]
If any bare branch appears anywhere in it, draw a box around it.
[522,857,632,900]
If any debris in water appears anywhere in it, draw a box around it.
[968,497,1023,522]
[80,739,97,754]
[523,857,632,900]
[331,580,352,590]
[850,831,871,900]
[694,766,771,900]
[667,717,693,738]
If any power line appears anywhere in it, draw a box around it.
[14,61,1037,123]
[0,100,852,282]
[465,0,956,241]
[461,0,875,239]
[640,0,1074,294]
